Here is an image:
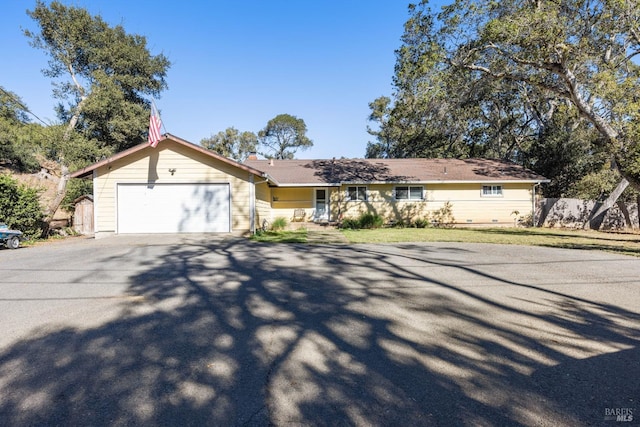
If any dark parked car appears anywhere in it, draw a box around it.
[0,224,23,249]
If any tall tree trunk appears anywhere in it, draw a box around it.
[585,178,629,230]
[42,164,70,235]
[41,96,86,236]
[616,200,633,229]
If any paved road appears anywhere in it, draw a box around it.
[0,235,639,426]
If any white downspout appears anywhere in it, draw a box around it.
[532,182,540,227]
[249,174,256,234]
[93,170,98,237]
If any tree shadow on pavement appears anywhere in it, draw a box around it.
[0,240,638,426]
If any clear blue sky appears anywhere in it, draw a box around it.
[0,0,419,159]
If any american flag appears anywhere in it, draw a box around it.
[148,102,163,147]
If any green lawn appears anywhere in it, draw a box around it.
[249,226,640,257]
[341,227,640,257]
[250,230,308,243]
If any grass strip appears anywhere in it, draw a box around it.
[250,230,307,243]
[341,227,640,257]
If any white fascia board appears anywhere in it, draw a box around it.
[261,173,279,186]
[424,180,551,184]
[275,183,341,187]
[340,179,550,185]
[273,179,549,187]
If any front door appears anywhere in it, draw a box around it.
[315,188,329,221]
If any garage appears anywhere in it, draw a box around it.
[117,183,230,233]
[69,135,267,237]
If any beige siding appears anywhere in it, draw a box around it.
[253,183,533,226]
[255,182,272,229]
[94,140,258,235]
[429,183,533,225]
[336,183,533,225]
[270,187,314,222]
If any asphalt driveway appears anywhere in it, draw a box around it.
[0,235,638,426]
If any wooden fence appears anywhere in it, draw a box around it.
[536,198,639,230]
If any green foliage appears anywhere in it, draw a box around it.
[201,127,258,161]
[339,217,361,230]
[340,213,384,230]
[340,227,640,257]
[25,1,171,153]
[390,217,430,228]
[391,219,408,228]
[0,88,41,172]
[358,213,384,229]
[616,142,640,186]
[0,129,41,173]
[371,0,640,198]
[75,84,153,152]
[62,178,93,210]
[443,0,640,188]
[270,217,288,231]
[39,124,111,171]
[431,202,455,228]
[413,217,430,228]
[523,106,608,197]
[0,174,44,238]
[567,166,620,201]
[250,229,307,243]
[0,87,30,123]
[259,114,313,160]
[0,87,108,175]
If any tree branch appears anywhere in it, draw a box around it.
[459,42,622,148]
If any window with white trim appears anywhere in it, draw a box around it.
[394,186,424,200]
[347,186,367,201]
[482,185,503,196]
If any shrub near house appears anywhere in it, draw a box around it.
[0,174,43,239]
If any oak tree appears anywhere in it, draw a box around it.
[259,114,313,159]
[435,0,640,209]
[24,1,170,226]
[201,127,258,162]
[371,1,640,226]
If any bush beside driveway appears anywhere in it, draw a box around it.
[0,236,638,426]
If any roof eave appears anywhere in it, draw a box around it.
[266,179,549,187]
[339,179,550,185]
[272,183,342,187]
[419,179,550,184]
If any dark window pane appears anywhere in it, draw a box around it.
[410,187,422,199]
[396,187,408,200]
[357,187,366,200]
[348,187,357,200]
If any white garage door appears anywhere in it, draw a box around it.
[117,183,230,233]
